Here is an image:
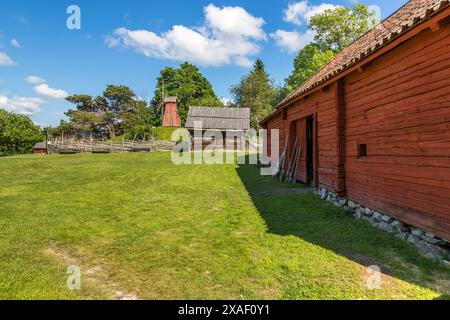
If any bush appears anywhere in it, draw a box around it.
[120,126,180,142]
[124,124,155,141]
[151,127,179,141]
[0,110,43,156]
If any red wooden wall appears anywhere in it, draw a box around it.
[264,23,450,240]
[265,112,285,158]
[344,26,450,240]
[162,102,181,127]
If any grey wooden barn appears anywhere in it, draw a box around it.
[185,107,251,150]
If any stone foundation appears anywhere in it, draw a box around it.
[314,188,450,268]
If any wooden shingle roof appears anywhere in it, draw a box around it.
[279,0,449,107]
[33,142,47,149]
[164,96,178,103]
[185,107,250,130]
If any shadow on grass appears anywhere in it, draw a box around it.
[236,163,450,299]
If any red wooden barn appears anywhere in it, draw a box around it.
[261,0,450,240]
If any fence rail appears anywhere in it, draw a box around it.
[48,139,176,154]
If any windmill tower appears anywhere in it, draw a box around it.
[162,96,181,127]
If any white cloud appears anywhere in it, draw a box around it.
[105,35,120,48]
[204,4,266,40]
[11,39,21,48]
[25,75,46,85]
[283,1,337,26]
[368,5,382,21]
[0,95,45,115]
[233,56,253,68]
[34,84,68,99]
[273,1,338,54]
[0,52,15,66]
[271,29,316,54]
[221,97,232,106]
[105,4,266,67]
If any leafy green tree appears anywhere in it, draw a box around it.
[284,4,379,93]
[47,120,79,138]
[152,62,223,124]
[121,100,157,139]
[101,85,136,137]
[65,85,154,138]
[65,94,102,133]
[284,44,336,92]
[230,59,278,129]
[0,109,43,156]
[310,4,379,52]
[103,85,135,111]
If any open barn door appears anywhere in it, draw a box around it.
[287,116,316,185]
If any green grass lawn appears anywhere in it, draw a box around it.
[0,153,449,300]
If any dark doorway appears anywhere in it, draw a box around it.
[306,116,314,184]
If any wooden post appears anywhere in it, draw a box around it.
[335,79,346,196]
[313,112,319,189]
[45,129,49,155]
[283,108,288,168]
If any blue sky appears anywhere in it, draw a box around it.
[0,0,408,127]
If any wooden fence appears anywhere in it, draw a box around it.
[48,139,175,154]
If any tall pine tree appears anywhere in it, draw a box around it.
[230,59,278,129]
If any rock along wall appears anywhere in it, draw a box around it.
[314,188,450,268]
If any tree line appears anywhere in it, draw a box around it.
[0,110,43,156]
[233,4,378,127]
[1,4,377,155]
[57,3,377,137]
[51,62,223,141]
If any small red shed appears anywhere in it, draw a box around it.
[32,142,47,154]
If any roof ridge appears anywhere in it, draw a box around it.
[189,106,250,110]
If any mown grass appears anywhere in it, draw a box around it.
[0,153,448,299]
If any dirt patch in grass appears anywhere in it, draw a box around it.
[44,243,139,300]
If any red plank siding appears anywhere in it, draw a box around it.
[263,10,450,240]
[344,26,450,240]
